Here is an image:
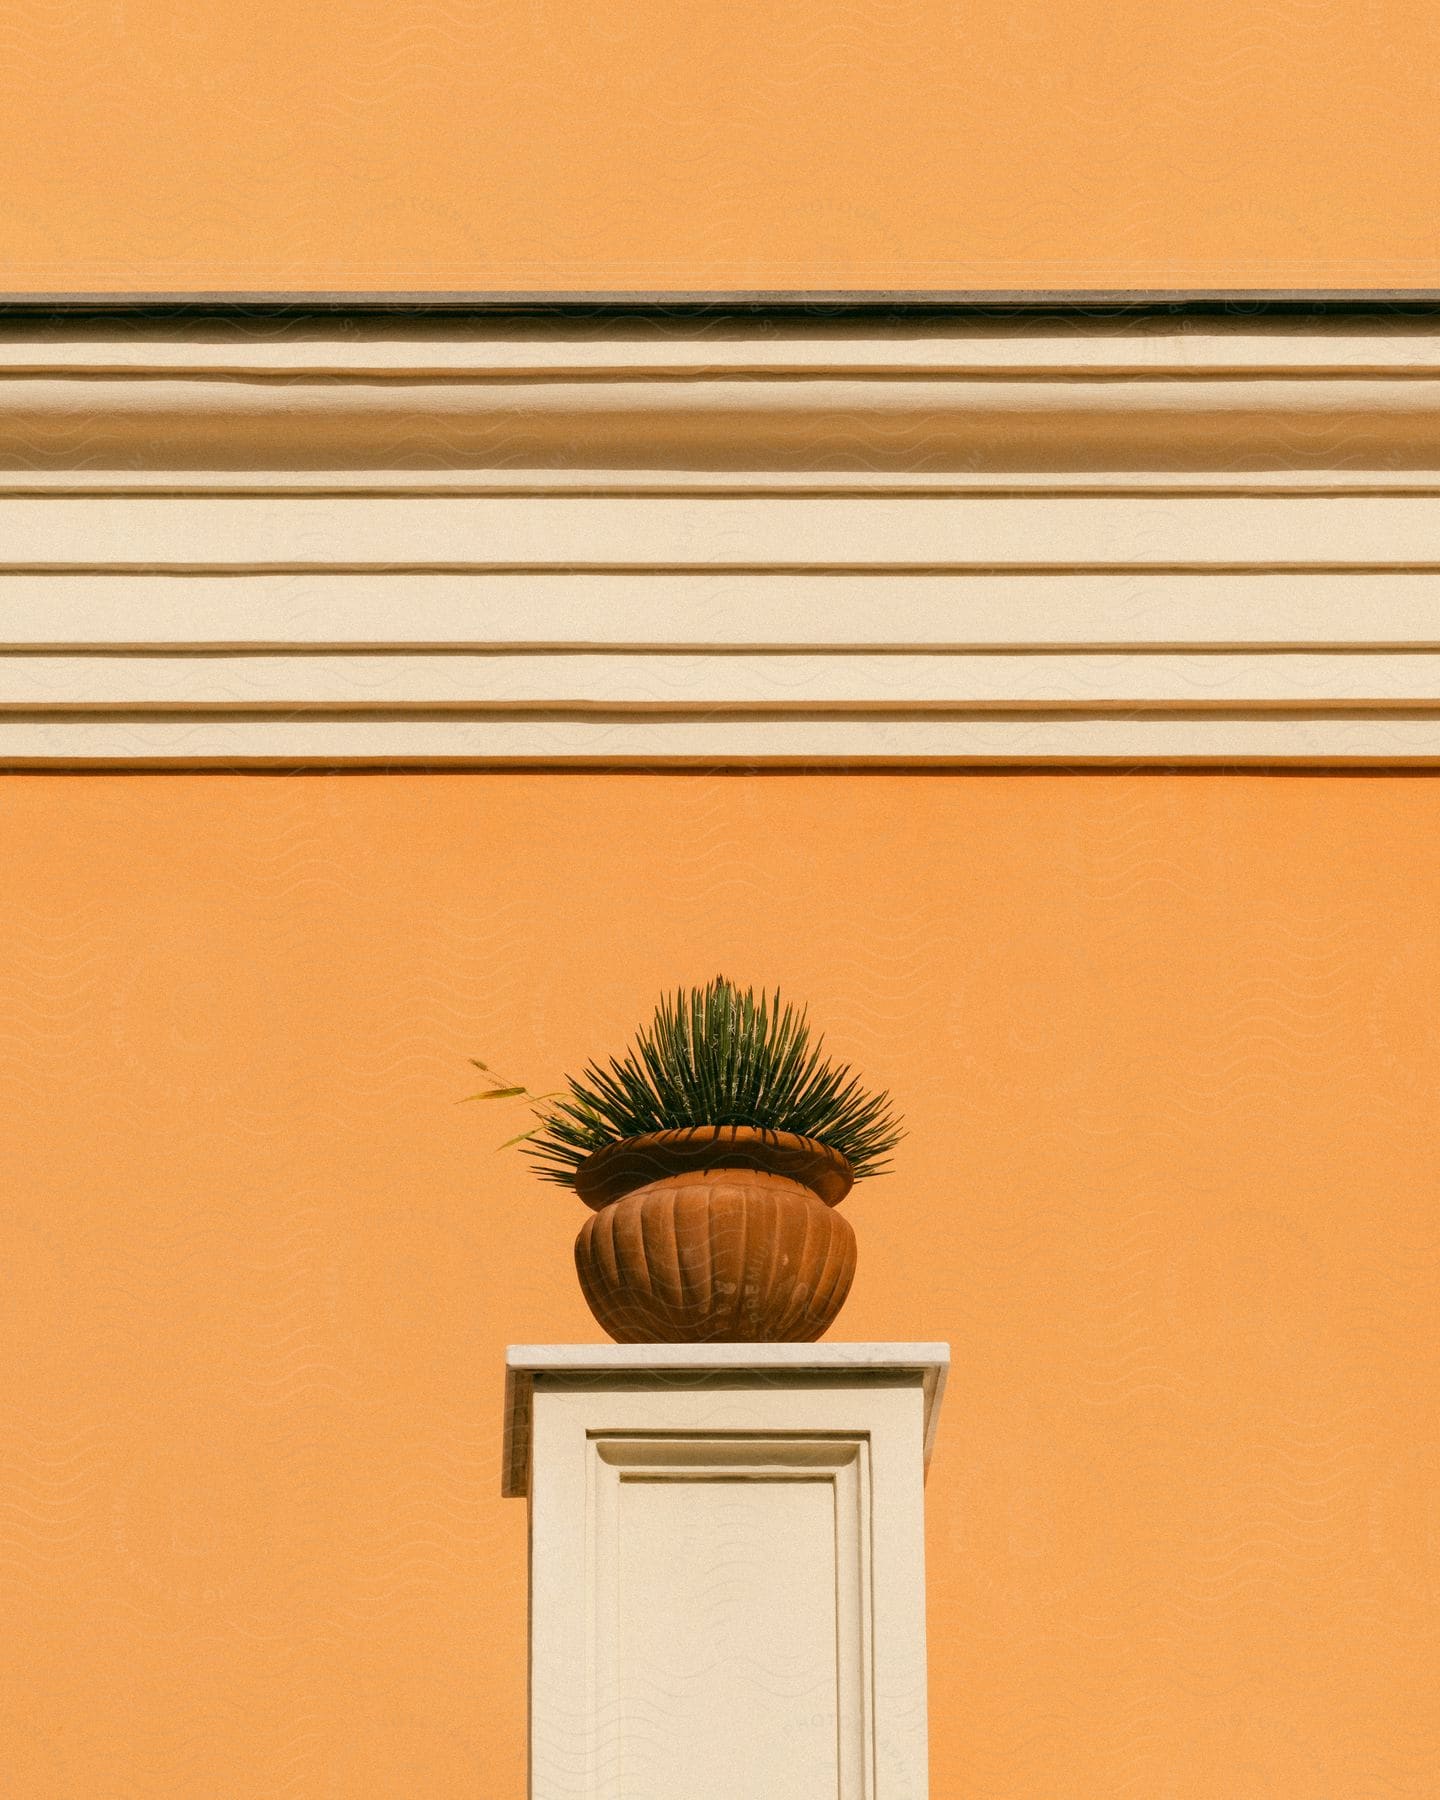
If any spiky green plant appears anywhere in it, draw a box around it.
[516,977,904,1189]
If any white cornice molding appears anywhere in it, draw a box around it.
[4,311,1440,763]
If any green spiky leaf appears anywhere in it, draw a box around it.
[522,976,904,1190]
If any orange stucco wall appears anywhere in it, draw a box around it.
[2,0,1440,290]
[5,769,1437,1796]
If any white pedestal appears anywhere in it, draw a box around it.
[504,1343,948,1800]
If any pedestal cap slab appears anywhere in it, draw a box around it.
[503,1340,949,1499]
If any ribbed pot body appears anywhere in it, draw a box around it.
[575,1168,857,1344]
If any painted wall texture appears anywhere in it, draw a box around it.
[2,0,1439,289]
[4,769,1437,1797]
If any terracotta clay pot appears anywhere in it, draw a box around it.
[573,1125,857,1344]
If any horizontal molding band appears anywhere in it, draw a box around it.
[5,715,1440,763]
[3,319,1440,472]
[7,494,1440,567]
[4,571,1440,650]
[11,651,1440,709]
[6,320,1440,376]
[7,470,1440,496]
[4,376,1440,472]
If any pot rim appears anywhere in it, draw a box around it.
[573,1124,854,1211]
